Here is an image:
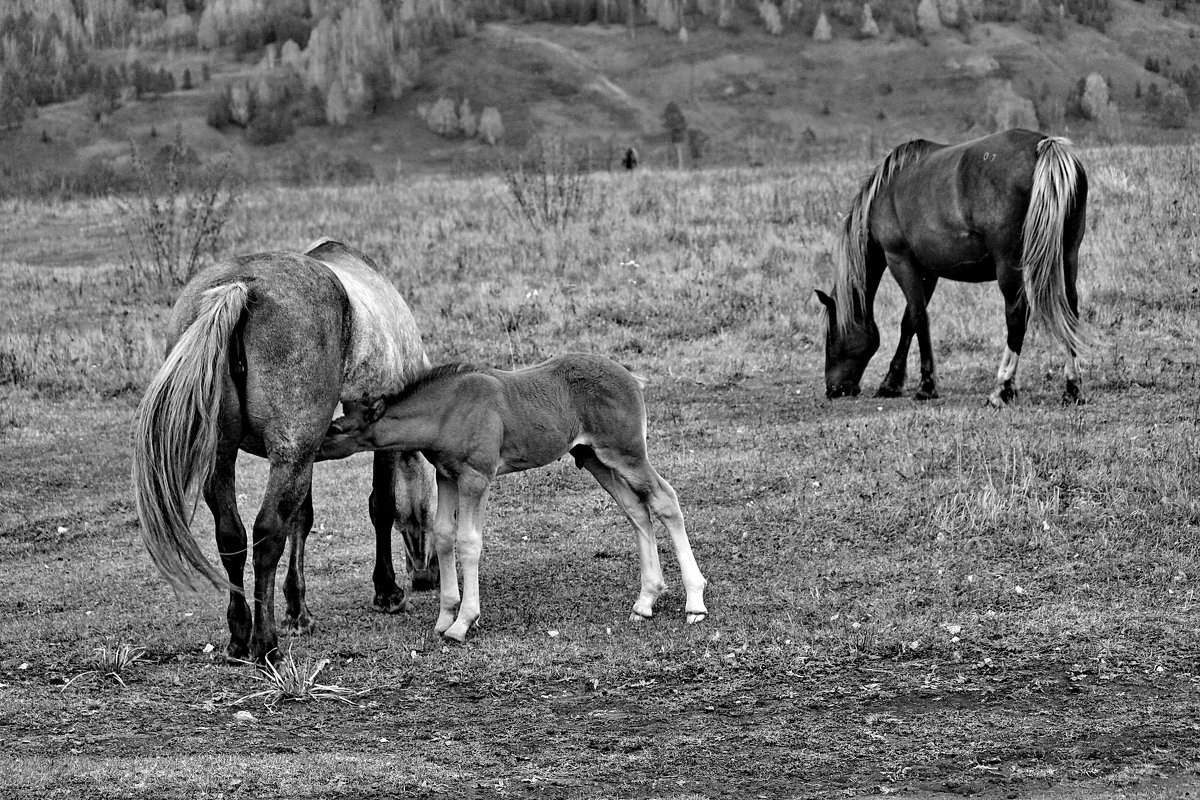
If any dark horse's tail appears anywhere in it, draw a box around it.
[1022,137,1090,354]
[132,282,248,594]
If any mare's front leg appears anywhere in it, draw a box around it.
[441,471,490,643]
[369,452,407,613]
[887,252,938,399]
[877,276,939,398]
[281,488,316,635]
[989,269,1026,408]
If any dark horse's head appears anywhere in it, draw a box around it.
[815,289,879,398]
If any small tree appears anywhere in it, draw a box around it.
[426,97,458,137]
[0,70,26,131]
[479,106,504,145]
[662,101,688,168]
[1080,72,1109,120]
[325,79,349,126]
[458,98,477,138]
[813,11,833,41]
[758,0,783,34]
[1158,85,1190,128]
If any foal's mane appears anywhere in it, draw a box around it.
[385,362,483,404]
[832,138,938,332]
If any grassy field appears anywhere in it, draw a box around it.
[2,142,1200,798]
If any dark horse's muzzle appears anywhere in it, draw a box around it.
[826,383,862,399]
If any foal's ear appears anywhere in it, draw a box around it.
[365,397,386,424]
[813,289,835,310]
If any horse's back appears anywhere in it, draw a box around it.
[879,129,1062,273]
[304,238,429,399]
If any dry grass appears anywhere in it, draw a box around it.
[2,142,1199,798]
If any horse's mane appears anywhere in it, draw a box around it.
[385,362,483,404]
[833,139,938,332]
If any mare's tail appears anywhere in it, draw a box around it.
[832,140,933,333]
[1021,137,1090,354]
[132,282,248,594]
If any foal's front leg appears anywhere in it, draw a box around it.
[432,474,461,637]
[442,472,490,643]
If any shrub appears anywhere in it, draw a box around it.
[479,106,504,145]
[1157,85,1190,129]
[116,129,242,290]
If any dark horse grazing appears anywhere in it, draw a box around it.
[132,239,436,663]
[815,128,1090,407]
[320,354,708,642]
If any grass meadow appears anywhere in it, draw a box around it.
[2,143,1199,798]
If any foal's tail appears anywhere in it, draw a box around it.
[132,282,248,595]
[1022,137,1090,354]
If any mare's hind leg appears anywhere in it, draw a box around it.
[878,277,939,397]
[281,488,316,635]
[250,459,316,662]
[989,263,1027,408]
[204,438,251,662]
[576,447,707,623]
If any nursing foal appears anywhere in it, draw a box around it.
[321,353,708,642]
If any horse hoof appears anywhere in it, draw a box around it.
[224,642,251,664]
[875,385,902,398]
[685,611,708,624]
[1062,385,1087,405]
[628,609,653,623]
[914,390,939,401]
[442,623,469,643]
[373,591,412,614]
[281,615,316,636]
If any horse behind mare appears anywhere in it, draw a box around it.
[320,353,709,642]
[132,238,436,663]
[815,128,1090,406]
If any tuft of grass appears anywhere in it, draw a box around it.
[233,650,366,708]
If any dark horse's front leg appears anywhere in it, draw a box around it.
[886,254,939,400]
[371,451,440,612]
[878,276,939,398]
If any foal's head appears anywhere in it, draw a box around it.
[815,289,879,398]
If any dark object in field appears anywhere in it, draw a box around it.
[816,128,1090,407]
[623,147,639,170]
[320,353,708,643]
[132,238,437,664]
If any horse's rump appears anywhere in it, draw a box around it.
[304,238,429,400]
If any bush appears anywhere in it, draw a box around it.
[115,129,242,289]
[1157,85,1191,129]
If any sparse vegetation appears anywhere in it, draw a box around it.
[3,142,1200,797]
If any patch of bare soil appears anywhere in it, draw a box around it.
[7,654,1199,798]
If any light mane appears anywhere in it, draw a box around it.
[833,139,937,332]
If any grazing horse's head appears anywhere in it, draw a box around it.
[815,289,878,398]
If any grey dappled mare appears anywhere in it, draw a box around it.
[320,354,709,642]
[816,128,1090,407]
[132,239,437,663]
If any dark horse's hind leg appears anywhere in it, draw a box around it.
[204,438,252,662]
[249,459,315,662]
[1061,229,1086,405]
[878,276,939,398]
[989,259,1028,408]
[282,488,317,635]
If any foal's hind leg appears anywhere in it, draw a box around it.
[281,488,317,635]
[577,448,707,623]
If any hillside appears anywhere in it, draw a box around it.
[1,0,1198,190]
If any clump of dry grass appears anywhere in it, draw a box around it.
[234,651,365,708]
